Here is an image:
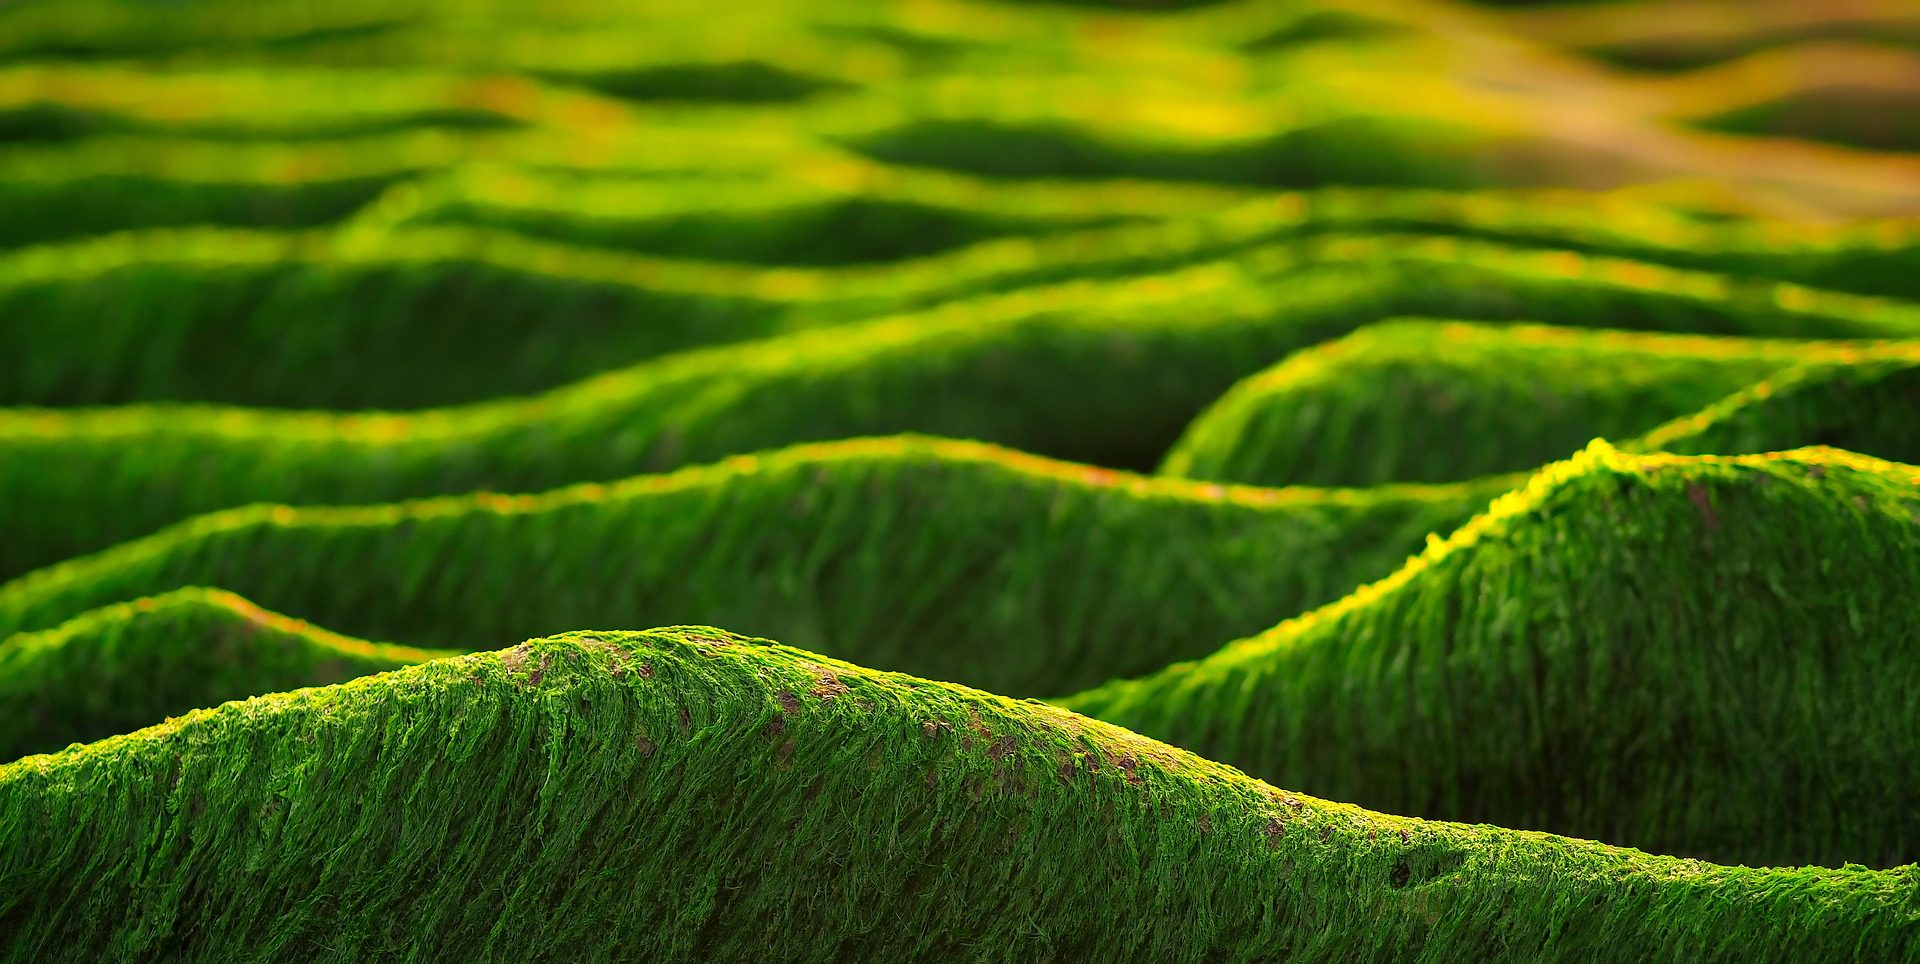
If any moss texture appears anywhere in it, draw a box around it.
[1161,321,1919,487]
[0,588,443,762]
[4,628,1917,962]
[1070,446,1920,868]
[8,239,1919,578]
[0,436,1501,699]
[11,228,1916,411]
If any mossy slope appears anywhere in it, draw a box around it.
[8,239,1918,577]
[1161,321,1918,487]
[0,436,1500,699]
[3,628,1915,962]
[1070,446,1920,868]
[0,587,443,761]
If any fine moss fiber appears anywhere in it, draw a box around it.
[4,628,1916,962]
[1070,445,1920,869]
[0,436,1503,700]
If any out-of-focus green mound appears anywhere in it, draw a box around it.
[4,628,1915,963]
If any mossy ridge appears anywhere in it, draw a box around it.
[11,240,1920,578]
[386,176,1920,299]
[0,587,445,762]
[1631,354,1920,459]
[8,223,1918,412]
[0,131,479,250]
[15,354,1920,759]
[1160,320,1919,487]
[0,64,548,141]
[0,435,1502,699]
[359,163,1250,267]
[4,628,1915,962]
[1068,445,1920,868]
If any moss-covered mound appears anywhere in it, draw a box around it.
[4,628,1915,962]
[11,228,1916,412]
[10,239,1920,578]
[1070,445,1920,868]
[0,588,443,761]
[1161,321,1920,487]
[0,436,1500,699]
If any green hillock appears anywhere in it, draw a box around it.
[1633,355,1920,459]
[0,436,1501,698]
[16,224,1917,411]
[1160,321,1916,487]
[10,238,1920,577]
[4,628,1915,962]
[1068,445,1920,868]
[0,588,443,761]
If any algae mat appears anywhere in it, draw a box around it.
[4,0,1920,959]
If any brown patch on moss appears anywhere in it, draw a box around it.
[635,735,658,757]
[502,644,531,674]
[1687,482,1720,529]
[686,633,731,647]
[987,735,1017,761]
[583,637,631,676]
[922,719,952,738]
[1263,817,1286,846]
[777,691,802,713]
[1198,813,1212,834]
[638,663,655,679]
[924,769,939,790]
[809,669,850,701]
[677,706,693,735]
[766,714,786,738]
[775,737,797,768]
[1116,754,1142,785]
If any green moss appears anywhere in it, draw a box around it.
[0,588,444,761]
[1160,321,1912,487]
[4,628,1915,961]
[9,238,1917,577]
[1070,446,1920,868]
[1631,355,1920,460]
[0,436,1499,699]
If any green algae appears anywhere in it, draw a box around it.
[1161,321,1919,487]
[16,224,1918,411]
[0,436,1500,700]
[0,588,445,762]
[9,239,1920,578]
[1068,445,1920,868]
[4,627,1916,962]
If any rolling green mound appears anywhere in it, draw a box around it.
[12,227,1918,411]
[1068,445,1920,868]
[0,436,1501,699]
[9,239,1920,578]
[0,588,443,761]
[4,628,1915,962]
[1160,322,1920,487]
[1636,355,1920,458]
